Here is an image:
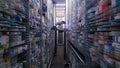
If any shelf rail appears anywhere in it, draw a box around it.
[46,53,54,68]
[68,40,86,67]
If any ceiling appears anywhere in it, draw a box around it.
[53,0,65,4]
[53,0,66,21]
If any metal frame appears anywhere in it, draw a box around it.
[57,30,64,45]
[67,40,86,68]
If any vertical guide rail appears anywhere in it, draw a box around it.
[84,0,91,68]
[39,0,43,67]
[23,0,30,67]
[54,30,57,56]
[64,31,66,60]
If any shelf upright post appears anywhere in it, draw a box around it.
[23,0,30,67]
[39,0,43,67]
[84,0,92,68]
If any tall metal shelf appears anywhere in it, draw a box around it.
[0,0,55,68]
[85,0,120,68]
[0,0,29,68]
[66,0,89,68]
[66,0,120,68]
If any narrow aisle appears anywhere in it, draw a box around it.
[51,46,65,68]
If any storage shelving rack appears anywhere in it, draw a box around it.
[0,0,29,68]
[0,0,55,68]
[41,0,55,68]
[28,0,55,68]
[28,0,43,67]
[85,0,120,68]
[66,0,87,68]
[66,0,120,68]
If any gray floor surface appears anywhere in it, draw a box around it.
[51,46,65,68]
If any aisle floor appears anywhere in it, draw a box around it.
[51,46,65,68]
